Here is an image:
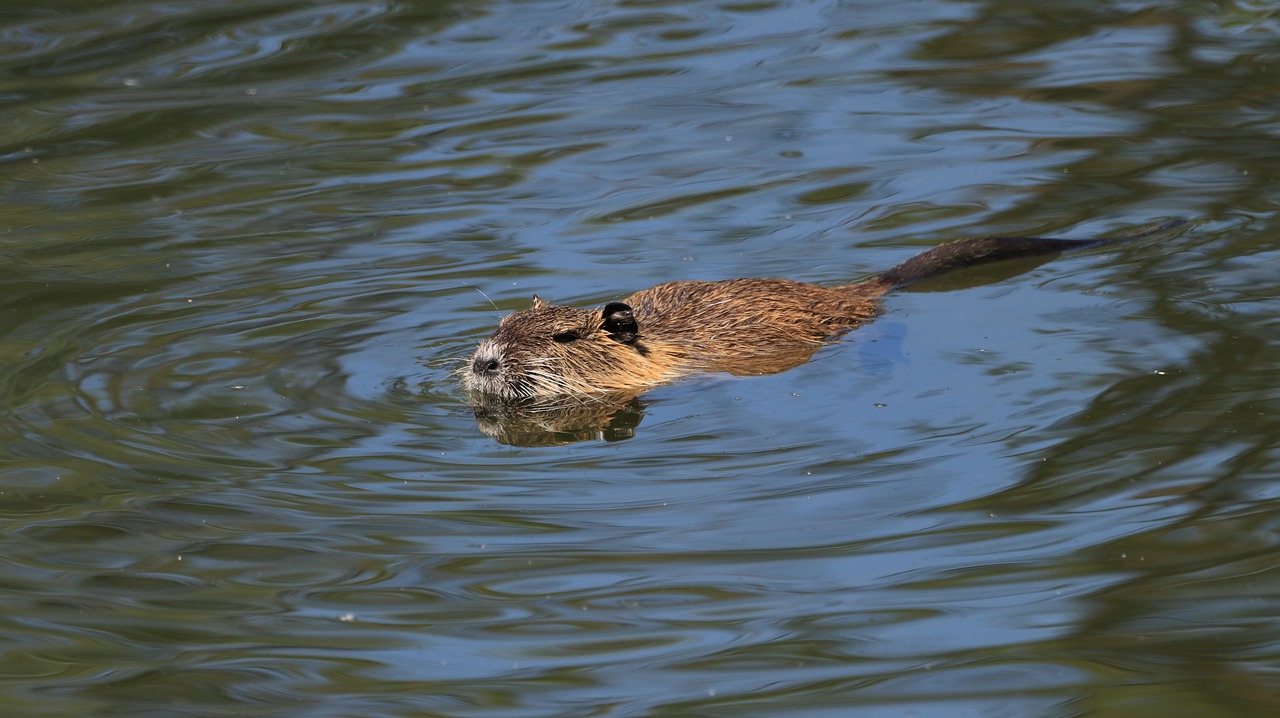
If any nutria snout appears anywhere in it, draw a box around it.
[463,221,1185,402]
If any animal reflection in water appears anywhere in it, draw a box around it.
[468,392,646,447]
[462,221,1185,446]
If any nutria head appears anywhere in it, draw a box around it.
[464,296,667,401]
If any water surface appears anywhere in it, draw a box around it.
[3,0,1280,715]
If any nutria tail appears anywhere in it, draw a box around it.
[871,219,1187,292]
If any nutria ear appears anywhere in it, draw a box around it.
[602,302,638,344]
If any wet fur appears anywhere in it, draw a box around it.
[464,221,1184,401]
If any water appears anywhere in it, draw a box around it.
[3,0,1280,715]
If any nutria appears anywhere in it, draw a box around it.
[464,220,1184,402]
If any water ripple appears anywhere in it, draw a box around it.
[2,0,1279,715]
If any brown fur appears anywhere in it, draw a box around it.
[463,221,1183,401]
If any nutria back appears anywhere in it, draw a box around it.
[463,221,1184,402]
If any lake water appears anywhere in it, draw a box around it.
[4,0,1280,715]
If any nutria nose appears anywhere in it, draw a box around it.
[472,357,500,376]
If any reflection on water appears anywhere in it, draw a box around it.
[3,0,1280,715]
[470,392,646,446]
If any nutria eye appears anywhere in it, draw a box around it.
[552,331,580,343]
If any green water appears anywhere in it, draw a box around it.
[3,0,1280,715]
